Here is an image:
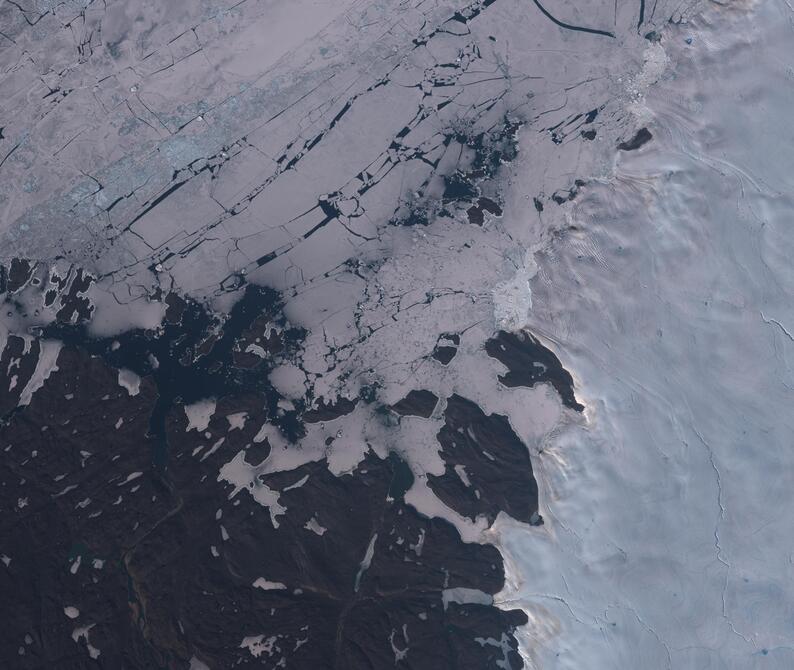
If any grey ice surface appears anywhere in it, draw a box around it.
[1,0,676,335]
[3,0,793,667]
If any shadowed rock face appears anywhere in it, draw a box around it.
[0,0,690,663]
[0,290,530,669]
[432,334,461,366]
[429,394,539,525]
[7,258,33,292]
[617,127,653,151]
[303,397,358,423]
[0,334,42,415]
[486,330,584,412]
[390,390,439,418]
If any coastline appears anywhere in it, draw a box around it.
[493,1,794,666]
[4,0,776,666]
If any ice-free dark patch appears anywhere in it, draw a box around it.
[303,397,358,423]
[485,330,584,412]
[618,127,653,151]
[386,451,414,500]
[429,394,539,524]
[467,203,486,225]
[0,367,526,670]
[443,173,478,202]
[55,269,94,324]
[43,284,307,468]
[7,258,32,292]
[551,179,586,205]
[465,198,502,225]
[244,439,271,466]
[479,197,502,215]
[432,333,460,365]
[390,389,439,418]
[164,292,187,324]
[0,335,42,415]
[392,207,431,227]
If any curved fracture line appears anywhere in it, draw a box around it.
[530,0,616,38]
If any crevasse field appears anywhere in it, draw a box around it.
[496,2,794,668]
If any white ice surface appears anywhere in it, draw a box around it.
[71,624,100,659]
[304,517,327,536]
[17,340,61,407]
[240,634,279,659]
[117,368,141,396]
[189,657,211,670]
[252,578,287,591]
[442,587,494,610]
[184,398,217,432]
[218,451,287,528]
[495,3,794,668]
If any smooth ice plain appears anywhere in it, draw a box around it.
[495,2,794,668]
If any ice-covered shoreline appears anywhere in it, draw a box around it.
[495,1,794,667]
[9,0,783,666]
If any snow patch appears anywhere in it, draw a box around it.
[252,578,287,591]
[71,624,100,659]
[117,368,141,396]
[18,340,62,407]
[184,399,216,432]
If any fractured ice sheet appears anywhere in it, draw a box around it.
[3,0,671,320]
[4,0,783,668]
